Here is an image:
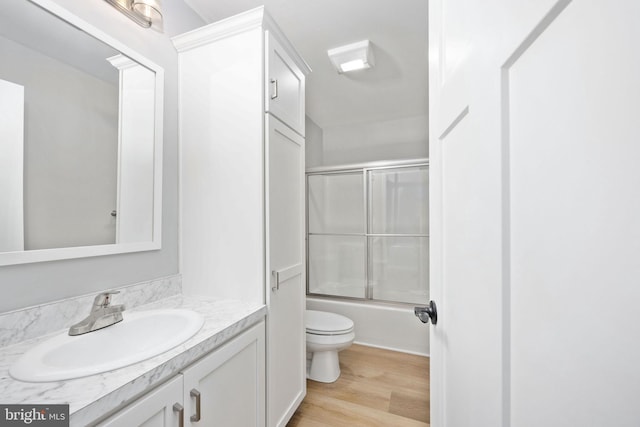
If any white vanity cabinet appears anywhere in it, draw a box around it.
[181,321,265,427]
[172,7,310,427]
[96,322,265,427]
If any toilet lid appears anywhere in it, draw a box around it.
[306,310,354,335]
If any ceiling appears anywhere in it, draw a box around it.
[183,0,428,129]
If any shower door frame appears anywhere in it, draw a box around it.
[305,158,429,305]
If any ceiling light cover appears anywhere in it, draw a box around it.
[328,40,375,74]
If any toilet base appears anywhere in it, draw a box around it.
[308,350,340,383]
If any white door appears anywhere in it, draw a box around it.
[266,116,306,427]
[109,56,156,244]
[429,1,640,426]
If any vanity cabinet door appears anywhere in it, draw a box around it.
[265,31,306,136]
[182,322,265,427]
[96,376,183,427]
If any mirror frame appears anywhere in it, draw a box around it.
[0,0,164,266]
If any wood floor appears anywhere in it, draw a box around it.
[288,344,430,427]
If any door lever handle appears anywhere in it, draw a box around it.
[415,300,438,325]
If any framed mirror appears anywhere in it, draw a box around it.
[0,0,164,265]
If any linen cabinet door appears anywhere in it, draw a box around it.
[266,116,306,427]
[182,322,265,427]
[265,31,305,135]
[96,376,183,427]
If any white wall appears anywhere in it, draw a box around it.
[305,115,324,168]
[0,0,204,313]
[307,114,428,167]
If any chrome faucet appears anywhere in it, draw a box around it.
[68,291,125,336]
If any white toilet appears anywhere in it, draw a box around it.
[305,310,355,383]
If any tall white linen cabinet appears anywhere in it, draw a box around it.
[172,7,310,427]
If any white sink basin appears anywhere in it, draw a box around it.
[10,309,204,382]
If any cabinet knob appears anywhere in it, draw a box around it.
[173,403,184,427]
[270,79,278,99]
[190,388,202,422]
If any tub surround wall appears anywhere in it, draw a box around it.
[307,297,429,356]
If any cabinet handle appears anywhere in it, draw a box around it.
[271,264,302,292]
[190,389,202,422]
[173,403,184,427]
[270,79,278,99]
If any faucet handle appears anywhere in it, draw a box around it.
[92,291,120,308]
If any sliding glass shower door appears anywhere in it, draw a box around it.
[307,172,366,298]
[368,166,429,304]
[307,162,428,305]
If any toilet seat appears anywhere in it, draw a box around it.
[306,310,354,336]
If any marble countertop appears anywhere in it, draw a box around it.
[0,295,266,426]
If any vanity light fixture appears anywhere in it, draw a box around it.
[327,40,375,74]
[103,0,163,29]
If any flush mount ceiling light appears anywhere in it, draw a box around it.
[327,40,375,74]
[104,0,163,29]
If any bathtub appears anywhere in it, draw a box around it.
[306,296,430,356]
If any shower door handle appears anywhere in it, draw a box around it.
[414,300,438,325]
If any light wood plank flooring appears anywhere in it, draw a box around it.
[288,344,430,427]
